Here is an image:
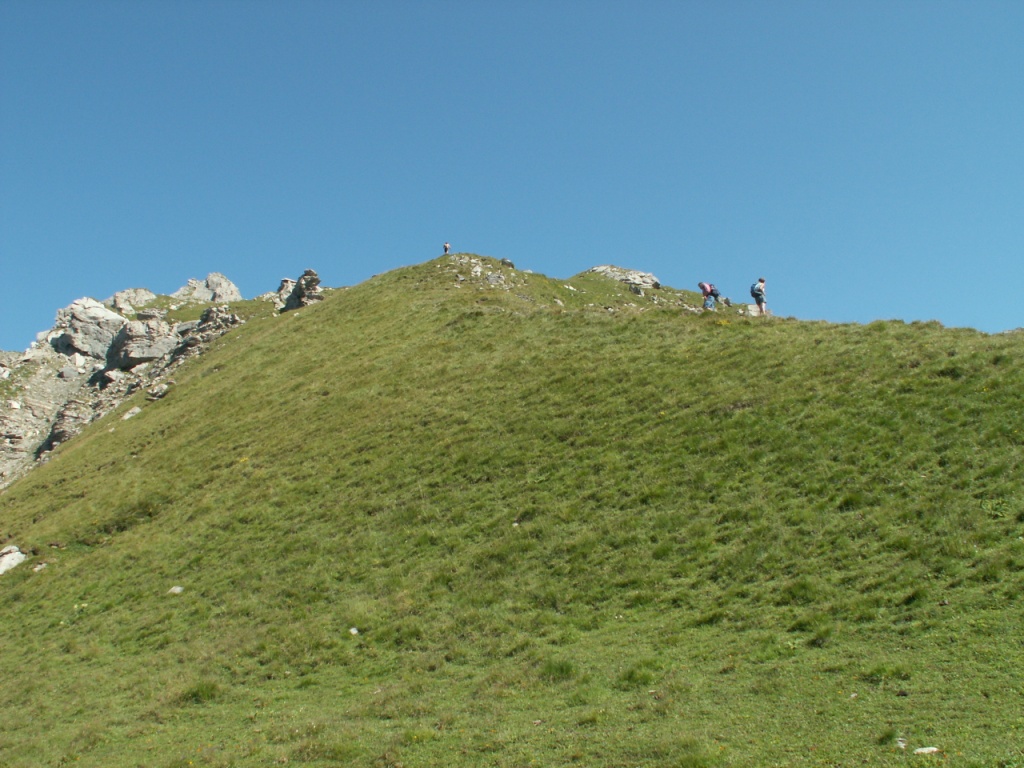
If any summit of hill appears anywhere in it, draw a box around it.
[1,254,1023,767]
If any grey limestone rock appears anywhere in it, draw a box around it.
[41,397,94,451]
[273,278,297,309]
[0,546,27,576]
[588,265,662,290]
[171,272,243,303]
[107,319,178,370]
[3,273,250,486]
[107,288,157,315]
[283,269,323,311]
[50,298,128,360]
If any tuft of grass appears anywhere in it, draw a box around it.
[539,657,577,682]
[175,680,221,705]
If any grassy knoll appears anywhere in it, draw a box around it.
[1,255,1023,767]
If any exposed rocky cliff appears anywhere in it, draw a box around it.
[0,271,325,490]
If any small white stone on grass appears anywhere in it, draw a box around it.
[0,546,27,575]
[349,627,359,635]
[914,747,940,755]
[168,585,184,595]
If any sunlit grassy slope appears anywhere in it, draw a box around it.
[1,255,1023,767]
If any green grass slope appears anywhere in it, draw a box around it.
[1,255,1023,767]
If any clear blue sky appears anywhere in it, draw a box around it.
[3,1,1023,351]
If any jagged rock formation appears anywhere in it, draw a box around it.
[282,269,324,311]
[174,306,244,353]
[49,299,128,359]
[171,272,242,304]
[34,305,245,458]
[0,273,251,490]
[106,288,157,315]
[268,278,296,309]
[1,346,90,487]
[107,318,180,369]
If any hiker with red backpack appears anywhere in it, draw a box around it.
[698,282,722,310]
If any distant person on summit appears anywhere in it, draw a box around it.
[750,277,767,316]
[443,242,451,254]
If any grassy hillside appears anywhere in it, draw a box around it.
[1,255,1022,767]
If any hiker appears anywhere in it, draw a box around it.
[750,277,767,315]
[443,242,450,254]
[698,281,721,310]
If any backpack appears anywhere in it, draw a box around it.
[750,282,762,299]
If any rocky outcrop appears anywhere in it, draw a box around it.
[49,299,128,359]
[1,273,251,489]
[34,305,244,458]
[270,278,296,309]
[588,265,661,290]
[107,318,179,370]
[107,288,157,315]
[40,396,94,452]
[1,345,88,485]
[174,306,243,355]
[171,273,242,304]
[282,269,324,311]
[445,254,523,291]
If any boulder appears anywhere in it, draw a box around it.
[107,319,178,370]
[146,382,173,401]
[50,298,128,360]
[0,546,27,576]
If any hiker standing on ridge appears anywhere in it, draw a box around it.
[750,277,767,316]
[443,242,451,254]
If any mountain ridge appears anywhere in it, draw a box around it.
[1,254,1021,766]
